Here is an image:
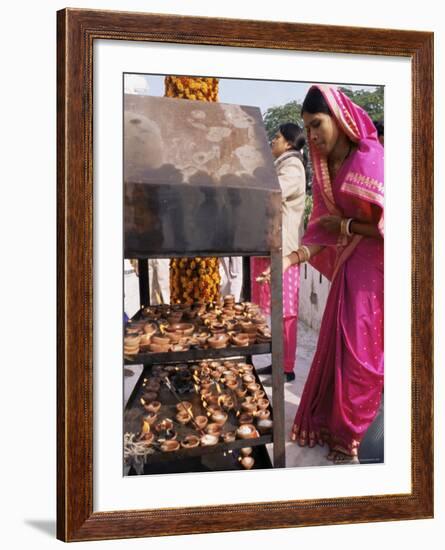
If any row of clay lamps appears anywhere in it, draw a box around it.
[124,299,271,355]
[137,361,272,455]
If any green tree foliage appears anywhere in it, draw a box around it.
[339,86,384,122]
[263,100,303,141]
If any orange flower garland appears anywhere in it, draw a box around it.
[164,76,219,102]
[165,76,221,304]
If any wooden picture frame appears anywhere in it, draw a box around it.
[57,8,434,541]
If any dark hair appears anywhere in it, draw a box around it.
[373,119,384,137]
[278,122,308,168]
[301,86,332,116]
[279,122,306,151]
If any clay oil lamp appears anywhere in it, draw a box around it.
[196,332,209,347]
[231,333,250,347]
[252,390,266,401]
[243,374,256,385]
[176,401,192,413]
[148,342,170,353]
[194,415,208,430]
[239,413,254,425]
[142,412,158,426]
[167,322,194,336]
[160,440,180,452]
[200,389,213,404]
[256,409,271,421]
[151,334,171,346]
[125,326,142,337]
[176,410,192,425]
[220,394,234,410]
[200,378,213,391]
[170,343,190,352]
[123,335,141,355]
[239,363,254,374]
[225,379,238,391]
[139,333,152,352]
[240,456,255,470]
[211,410,228,426]
[256,334,272,344]
[200,434,219,447]
[140,432,155,446]
[240,321,256,333]
[236,424,257,440]
[207,334,229,349]
[252,314,267,325]
[166,331,182,344]
[206,405,222,416]
[257,398,270,410]
[241,400,257,414]
[240,447,253,457]
[235,387,248,399]
[205,423,222,437]
[143,322,157,337]
[206,394,220,406]
[209,360,221,369]
[221,308,235,318]
[222,369,236,380]
[155,418,173,433]
[210,322,226,335]
[257,419,273,434]
[146,400,161,414]
[211,369,222,382]
[247,383,260,393]
[181,435,200,449]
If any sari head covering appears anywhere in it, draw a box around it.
[302,85,384,280]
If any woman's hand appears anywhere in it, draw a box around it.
[319,215,342,234]
[256,266,271,284]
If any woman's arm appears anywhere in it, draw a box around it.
[319,215,382,239]
[283,244,324,272]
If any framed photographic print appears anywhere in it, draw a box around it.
[57,8,433,542]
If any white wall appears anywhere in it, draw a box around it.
[1,1,443,549]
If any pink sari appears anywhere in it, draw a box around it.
[292,85,384,457]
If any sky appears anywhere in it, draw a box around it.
[124,73,378,115]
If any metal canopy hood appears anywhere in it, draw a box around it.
[124,94,281,257]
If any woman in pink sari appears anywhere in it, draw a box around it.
[286,85,384,463]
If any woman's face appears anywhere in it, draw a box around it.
[271,131,291,159]
[303,111,340,156]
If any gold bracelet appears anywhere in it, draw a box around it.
[295,246,311,263]
[340,218,348,236]
[346,218,354,236]
[300,245,311,261]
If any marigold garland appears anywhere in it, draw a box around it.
[165,76,221,304]
[164,76,219,102]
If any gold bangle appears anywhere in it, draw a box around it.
[346,218,354,236]
[296,244,311,263]
[340,218,348,236]
[302,246,310,261]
